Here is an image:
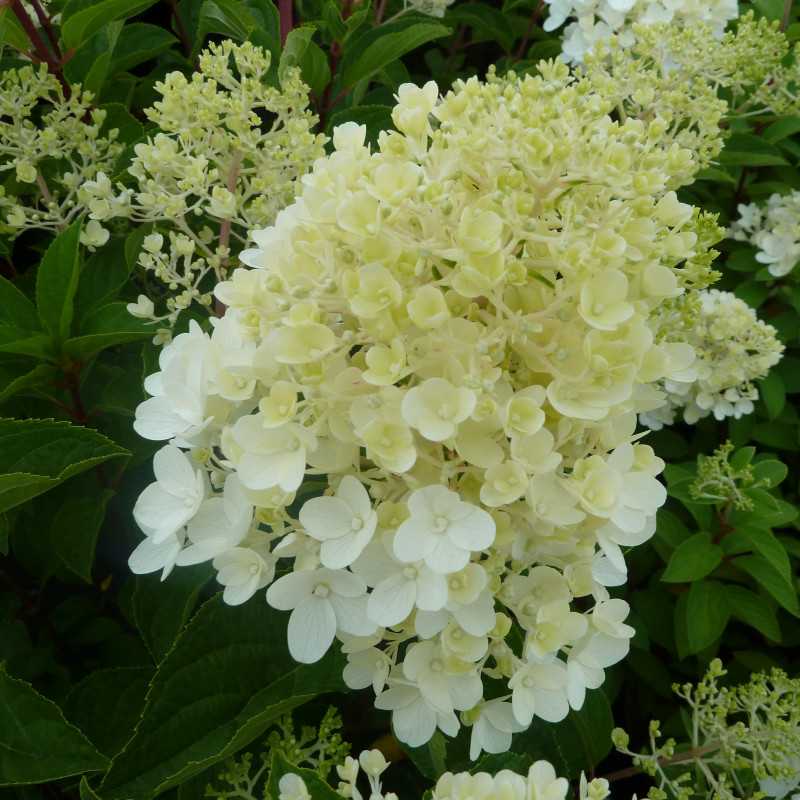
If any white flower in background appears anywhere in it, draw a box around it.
[642,290,783,430]
[266,568,375,663]
[132,445,205,544]
[277,773,310,800]
[543,0,738,62]
[731,191,800,278]
[300,476,378,568]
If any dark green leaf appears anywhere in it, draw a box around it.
[655,508,690,549]
[446,3,515,51]
[64,667,154,759]
[75,238,133,317]
[725,585,781,641]
[759,371,786,420]
[0,418,128,513]
[751,459,788,488]
[64,302,153,360]
[99,595,346,799]
[737,526,792,582]
[661,532,722,583]
[0,364,58,405]
[50,486,114,582]
[109,23,178,73]
[719,134,788,167]
[0,663,108,786]
[132,564,212,662]
[340,16,450,88]
[0,6,30,51]
[736,555,800,616]
[0,276,39,331]
[685,580,730,654]
[35,219,83,342]
[61,0,160,50]
[100,103,146,146]
[764,117,800,143]
[193,0,256,52]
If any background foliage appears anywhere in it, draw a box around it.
[0,0,799,798]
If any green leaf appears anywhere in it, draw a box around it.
[264,751,341,799]
[0,330,55,361]
[35,219,83,342]
[695,166,737,184]
[0,418,128,513]
[193,0,256,52]
[340,16,450,88]
[50,485,114,582]
[737,526,792,582]
[446,3,515,50]
[0,364,58,405]
[685,580,730,654]
[751,459,788,489]
[132,564,212,662]
[759,371,786,420]
[736,555,800,616]
[61,0,160,50]
[0,663,108,786]
[725,585,781,641]
[64,667,154,759]
[279,25,316,82]
[99,595,346,800]
[661,532,722,583]
[75,238,133,317]
[0,276,39,331]
[718,134,789,167]
[655,508,690,549]
[734,488,799,527]
[63,21,123,95]
[763,117,800,143]
[109,23,178,73]
[64,302,152,360]
[513,689,613,778]
[0,7,30,51]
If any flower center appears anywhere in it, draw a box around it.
[313,583,330,598]
[433,515,449,533]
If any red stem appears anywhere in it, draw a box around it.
[279,0,293,45]
[515,0,545,59]
[167,0,192,56]
[8,0,69,93]
[29,0,60,59]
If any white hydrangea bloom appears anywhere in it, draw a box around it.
[130,67,737,755]
[731,191,800,278]
[543,0,738,61]
[641,289,783,429]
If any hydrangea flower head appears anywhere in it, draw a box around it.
[130,66,752,753]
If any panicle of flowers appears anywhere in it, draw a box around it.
[640,289,783,430]
[731,191,800,279]
[129,63,729,755]
[689,441,772,511]
[284,755,612,799]
[613,659,800,800]
[206,709,350,800]
[542,0,738,63]
[582,14,795,174]
[78,40,325,328]
[0,64,122,246]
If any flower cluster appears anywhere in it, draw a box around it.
[582,13,794,174]
[282,755,611,800]
[613,659,800,800]
[130,64,731,755]
[641,289,783,429]
[0,64,123,245]
[78,40,325,328]
[543,0,738,62]
[731,191,800,279]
